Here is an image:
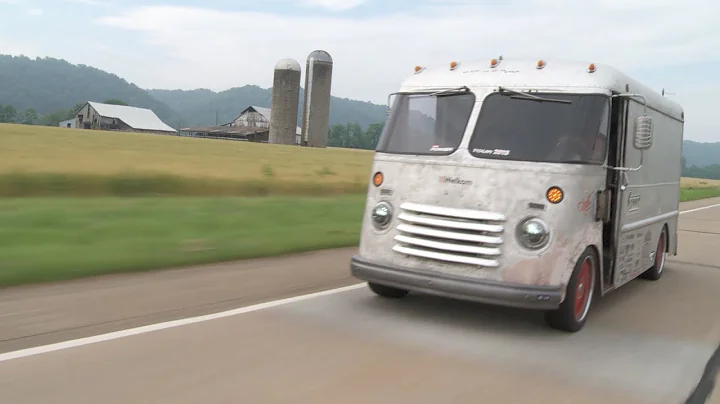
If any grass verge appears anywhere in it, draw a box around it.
[0,196,365,288]
[680,188,720,202]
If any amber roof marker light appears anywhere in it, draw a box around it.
[546,186,564,204]
[373,172,384,187]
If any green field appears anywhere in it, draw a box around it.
[1,123,719,287]
[0,196,365,287]
[679,187,720,202]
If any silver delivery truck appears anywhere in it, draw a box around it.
[350,57,685,332]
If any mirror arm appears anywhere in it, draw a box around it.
[604,151,645,191]
[611,93,648,113]
[603,151,644,172]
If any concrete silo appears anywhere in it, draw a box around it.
[300,50,333,148]
[269,58,302,145]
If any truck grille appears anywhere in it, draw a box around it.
[392,202,506,267]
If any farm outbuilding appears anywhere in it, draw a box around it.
[73,101,177,135]
[59,118,75,128]
[180,105,302,144]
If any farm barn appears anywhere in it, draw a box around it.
[73,101,177,135]
[180,105,302,144]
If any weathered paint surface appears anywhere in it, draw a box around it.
[611,96,683,287]
[359,145,605,289]
[357,58,685,298]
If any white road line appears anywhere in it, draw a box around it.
[679,203,720,215]
[2,202,719,363]
[0,283,366,363]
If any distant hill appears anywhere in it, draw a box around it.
[683,140,720,168]
[148,86,388,129]
[0,55,179,126]
[0,54,388,130]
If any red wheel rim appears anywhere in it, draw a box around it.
[574,258,593,320]
[656,232,666,269]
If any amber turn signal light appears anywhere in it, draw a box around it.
[372,172,384,187]
[546,186,564,204]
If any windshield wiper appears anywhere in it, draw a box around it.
[428,86,470,97]
[498,86,572,104]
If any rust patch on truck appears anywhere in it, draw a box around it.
[502,235,572,286]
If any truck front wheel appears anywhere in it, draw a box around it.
[544,248,597,333]
[368,282,409,299]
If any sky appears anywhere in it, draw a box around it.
[0,0,718,142]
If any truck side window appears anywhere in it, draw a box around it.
[591,99,610,162]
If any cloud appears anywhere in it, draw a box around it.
[61,0,112,6]
[33,0,705,141]
[299,0,367,11]
[26,6,42,15]
[97,1,720,99]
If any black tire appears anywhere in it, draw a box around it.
[640,226,667,281]
[544,247,598,333]
[367,282,409,299]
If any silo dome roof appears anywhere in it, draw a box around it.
[307,50,333,64]
[274,58,301,72]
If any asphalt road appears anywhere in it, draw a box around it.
[1,198,720,404]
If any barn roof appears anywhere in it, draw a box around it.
[231,105,273,123]
[250,105,272,121]
[231,105,302,135]
[85,101,177,133]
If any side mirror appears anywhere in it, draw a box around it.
[633,114,653,150]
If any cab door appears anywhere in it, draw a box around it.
[610,96,651,288]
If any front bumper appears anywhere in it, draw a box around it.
[351,255,564,310]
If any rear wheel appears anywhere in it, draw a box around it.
[544,248,597,333]
[641,226,667,281]
[368,282,409,299]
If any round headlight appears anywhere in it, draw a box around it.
[371,201,393,229]
[518,218,550,250]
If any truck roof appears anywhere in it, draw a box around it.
[399,58,684,121]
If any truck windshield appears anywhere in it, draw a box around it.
[468,92,609,164]
[376,91,476,155]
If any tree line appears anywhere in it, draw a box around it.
[0,105,40,125]
[327,122,384,150]
[682,156,720,180]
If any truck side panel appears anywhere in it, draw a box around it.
[612,99,684,288]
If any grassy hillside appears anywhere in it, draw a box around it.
[0,55,179,127]
[148,85,388,129]
[683,140,720,168]
[0,123,373,197]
